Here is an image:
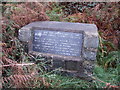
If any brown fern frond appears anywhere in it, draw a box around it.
[2,63,34,67]
[2,2,51,88]
[10,2,49,29]
[2,56,39,88]
[3,72,36,88]
[2,56,24,75]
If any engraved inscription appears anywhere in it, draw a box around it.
[32,30,83,57]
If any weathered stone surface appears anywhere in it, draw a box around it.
[65,61,78,70]
[83,61,95,74]
[19,29,31,42]
[53,59,64,69]
[83,50,97,60]
[84,34,99,49]
[19,21,99,80]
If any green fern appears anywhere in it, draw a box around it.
[97,34,119,69]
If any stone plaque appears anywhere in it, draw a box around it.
[32,30,83,57]
[19,21,99,80]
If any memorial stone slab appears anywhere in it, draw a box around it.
[19,21,99,80]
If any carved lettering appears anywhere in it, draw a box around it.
[32,30,83,57]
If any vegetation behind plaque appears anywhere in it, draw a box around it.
[1,2,120,89]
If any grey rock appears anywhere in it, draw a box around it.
[18,21,99,80]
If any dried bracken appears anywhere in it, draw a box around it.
[62,2,120,50]
[11,2,49,28]
[2,2,50,88]
[2,54,37,88]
